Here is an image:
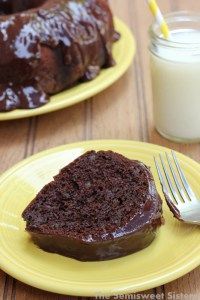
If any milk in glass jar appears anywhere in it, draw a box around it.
[149,12,200,142]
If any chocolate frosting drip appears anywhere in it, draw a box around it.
[0,0,118,111]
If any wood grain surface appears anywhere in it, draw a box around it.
[0,0,199,299]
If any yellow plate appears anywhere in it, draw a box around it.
[0,18,135,121]
[0,140,199,296]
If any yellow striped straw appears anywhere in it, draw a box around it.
[147,0,170,39]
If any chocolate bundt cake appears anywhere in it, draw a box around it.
[22,150,163,261]
[0,0,118,111]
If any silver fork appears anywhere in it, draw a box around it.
[154,150,200,225]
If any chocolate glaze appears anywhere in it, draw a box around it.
[30,229,156,261]
[22,151,163,261]
[0,0,118,111]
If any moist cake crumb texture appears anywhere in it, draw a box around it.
[22,150,163,260]
[23,151,162,240]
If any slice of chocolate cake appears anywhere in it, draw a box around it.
[22,150,163,261]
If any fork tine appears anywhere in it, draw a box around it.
[166,152,188,203]
[159,154,180,204]
[172,151,197,202]
[154,157,178,208]
[154,157,169,195]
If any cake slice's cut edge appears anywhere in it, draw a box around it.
[22,150,164,261]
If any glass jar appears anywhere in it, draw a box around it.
[149,11,200,143]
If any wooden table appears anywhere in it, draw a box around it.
[0,0,200,299]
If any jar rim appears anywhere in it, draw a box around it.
[149,11,200,48]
